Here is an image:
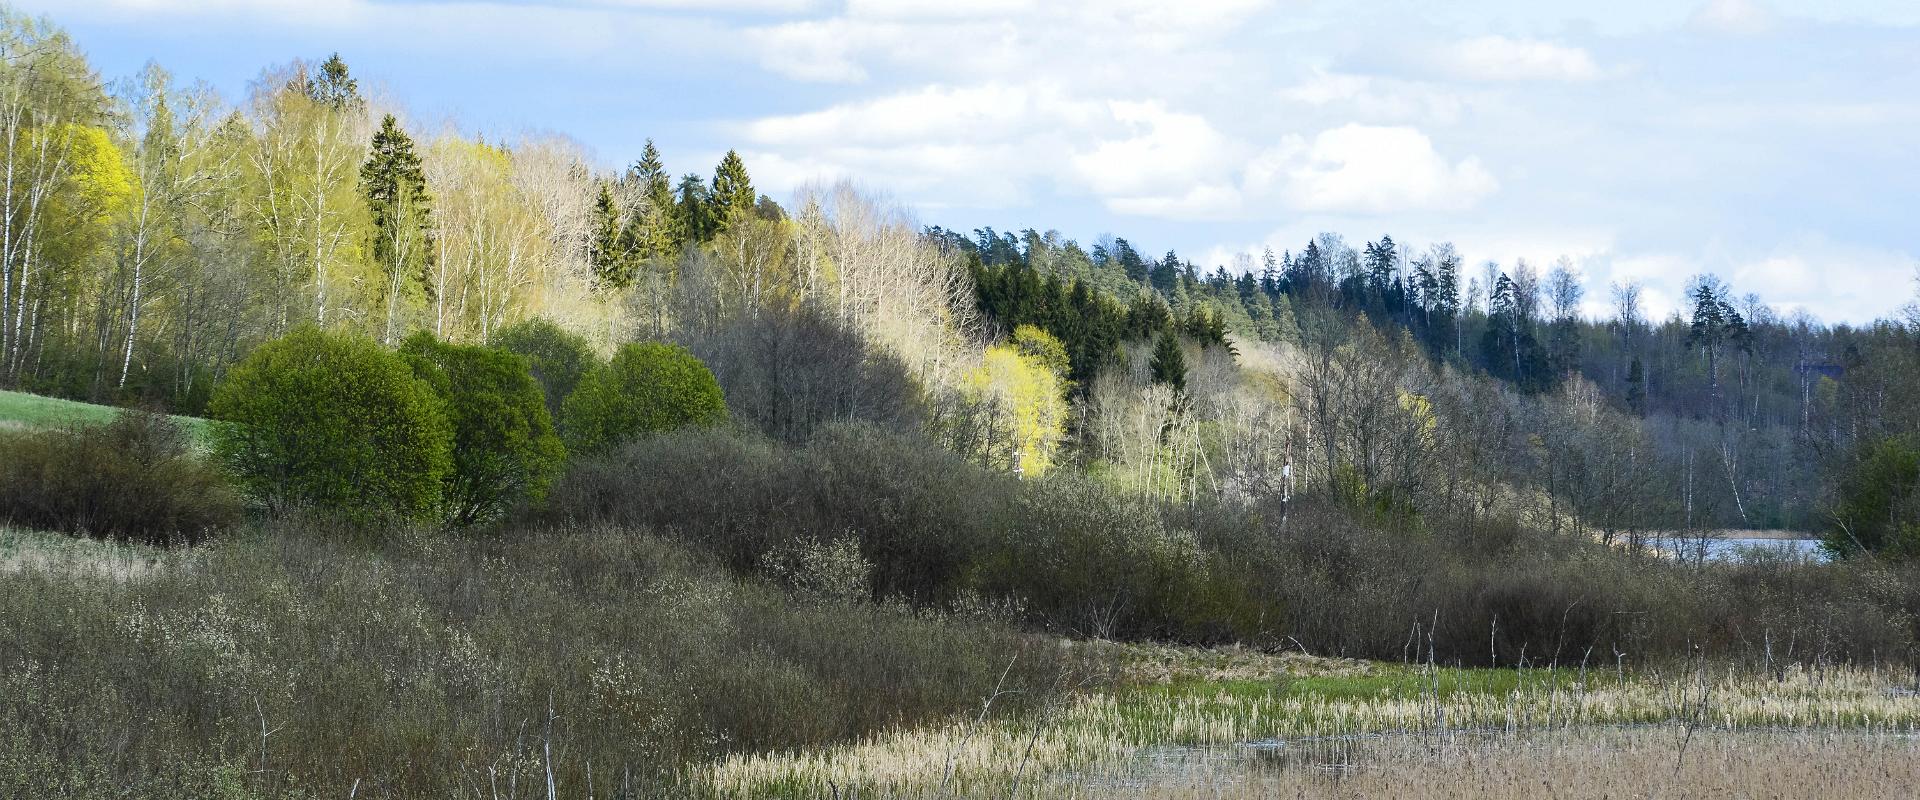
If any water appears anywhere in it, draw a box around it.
[1694,536,1827,562]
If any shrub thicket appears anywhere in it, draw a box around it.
[491,316,598,422]
[548,423,1920,664]
[560,342,727,454]
[678,304,924,444]
[0,410,239,544]
[0,523,1071,796]
[401,333,566,525]
[546,424,1266,639]
[210,326,452,520]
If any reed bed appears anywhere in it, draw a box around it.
[698,652,1920,798]
[1061,728,1920,799]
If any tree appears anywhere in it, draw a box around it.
[361,114,435,344]
[963,342,1067,476]
[709,149,755,225]
[1149,329,1187,393]
[302,53,361,110]
[1826,437,1920,558]
[560,342,726,454]
[401,332,565,525]
[209,326,452,520]
[675,173,715,246]
[1625,357,1648,417]
[1687,275,1750,396]
[588,182,635,289]
[491,316,597,423]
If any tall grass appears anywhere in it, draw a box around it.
[701,645,1920,798]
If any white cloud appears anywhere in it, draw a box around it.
[1254,125,1498,214]
[1688,0,1777,36]
[1437,35,1603,82]
[1071,101,1241,198]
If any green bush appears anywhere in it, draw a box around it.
[491,317,598,422]
[560,342,727,454]
[209,326,452,520]
[0,409,239,545]
[401,333,566,525]
[1826,437,1920,558]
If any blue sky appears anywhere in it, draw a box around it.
[25,0,1920,323]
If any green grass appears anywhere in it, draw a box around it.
[0,389,211,444]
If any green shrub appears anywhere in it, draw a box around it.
[401,333,566,525]
[491,317,598,422]
[209,326,452,520]
[0,409,239,545]
[1826,437,1920,558]
[560,342,726,454]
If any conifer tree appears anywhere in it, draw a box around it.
[1626,357,1648,417]
[360,113,434,343]
[675,173,715,245]
[709,149,755,223]
[303,53,362,110]
[1149,328,1187,393]
[624,139,679,260]
[588,183,634,290]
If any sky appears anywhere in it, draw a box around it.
[22,0,1920,323]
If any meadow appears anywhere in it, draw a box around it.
[0,388,212,444]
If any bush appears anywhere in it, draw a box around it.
[491,316,598,422]
[545,424,1010,603]
[401,333,566,525]
[0,523,1074,795]
[0,409,239,544]
[209,326,452,520]
[560,341,726,454]
[677,303,923,444]
[1827,436,1920,558]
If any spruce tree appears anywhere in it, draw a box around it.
[624,139,678,260]
[1626,357,1648,417]
[1150,329,1187,393]
[709,149,755,223]
[304,53,362,110]
[588,183,634,290]
[360,114,434,342]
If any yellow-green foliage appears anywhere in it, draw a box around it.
[560,342,727,454]
[209,326,453,520]
[38,123,133,260]
[964,343,1067,476]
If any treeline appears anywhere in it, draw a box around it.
[940,224,1920,541]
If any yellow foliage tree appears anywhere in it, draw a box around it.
[964,344,1067,477]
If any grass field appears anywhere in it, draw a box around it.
[0,388,211,443]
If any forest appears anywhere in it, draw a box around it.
[3,6,1920,798]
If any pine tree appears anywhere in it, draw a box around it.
[675,173,715,245]
[1150,329,1187,393]
[1688,277,1751,394]
[360,114,434,343]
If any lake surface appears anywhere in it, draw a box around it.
[1692,536,1827,562]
